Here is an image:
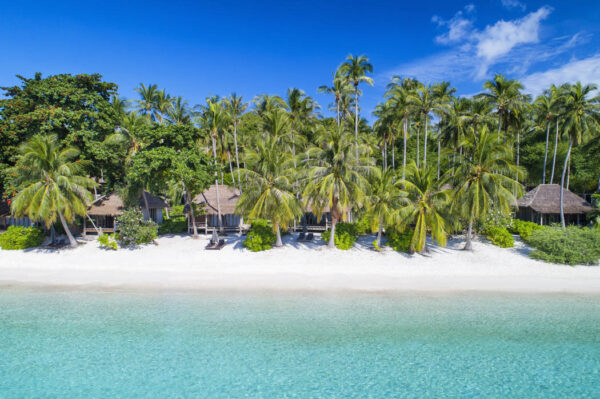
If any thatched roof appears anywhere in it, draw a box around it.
[192,185,240,215]
[88,191,167,216]
[517,184,592,214]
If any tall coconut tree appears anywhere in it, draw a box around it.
[318,71,352,127]
[223,93,247,192]
[534,87,559,184]
[385,81,414,181]
[397,162,453,253]
[236,136,302,246]
[135,83,159,122]
[104,112,149,163]
[339,54,374,158]
[285,88,317,169]
[453,128,522,250]
[7,135,97,247]
[550,84,570,184]
[154,89,172,125]
[559,82,600,228]
[303,127,374,248]
[479,74,526,143]
[168,96,191,126]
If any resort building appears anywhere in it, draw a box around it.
[85,191,167,235]
[188,185,243,233]
[515,184,592,225]
[0,195,35,230]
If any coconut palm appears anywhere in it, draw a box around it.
[285,88,318,168]
[453,129,522,250]
[534,87,559,184]
[559,83,600,228]
[168,96,191,126]
[7,135,97,247]
[111,95,130,121]
[253,94,286,117]
[135,83,159,121]
[236,136,302,246]
[397,162,453,253]
[385,81,414,180]
[364,168,406,247]
[303,127,375,248]
[223,93,247,192]
[318,71,352,127]
[408,84,449,169]
[339,55,374,157]
[104,112,149,162]
[154,89,172,125]
[479,74,526,143]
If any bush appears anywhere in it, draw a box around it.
[116,208,158,246]
[386,228,413,253]
[158,215,187,235]
[0,226,45,250]
[528,226,600,265]
[243,219,276,252]
[98,233,118,250]
[355,216,372,235]
[321,222,358,250]
[481,225,514,248]
[509,219,543,242]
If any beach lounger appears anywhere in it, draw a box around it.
[297,232,306,242]
[206,238,226,250]
[305,233,314,242]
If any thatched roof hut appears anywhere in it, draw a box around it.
[515,184,592,225]
[88,192,167,216]
[191,185,240,215]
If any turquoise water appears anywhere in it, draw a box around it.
[0,289,599,398]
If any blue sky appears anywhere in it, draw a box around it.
[1,1,599,120]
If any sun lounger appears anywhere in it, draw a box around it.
[206,238,226,250]
[297,232,306,242]
[305,233,314,242]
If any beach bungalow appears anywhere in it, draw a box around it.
[188,185,243,233]
[0,196,36,230]
[85,191,167,235]
[515,184,592,225]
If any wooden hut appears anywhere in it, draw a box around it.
[515,184,592,225]
[85,191,167,235]
[188,185,244,233]
[0,195,36,230]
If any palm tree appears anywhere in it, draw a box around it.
[303,127,374,248]
[339,55,374,157]
[453,128,522,250]
[285,88,317,169]
[550,84,570,184]
[154,89,172,125]
[135,83,159,121]
[253,94,286,117]
[318,71,352,127]
[534,87,559,184]
[408,84,448,169]
[223,93,247,192]
[236,136,302,246]
[168,96,191,125]
[7,135,97,247]
[365,168,406,247]
[385,81,414,180]
[111,95,130,121]
[104,112,149,162]
[479,74,526,143]
[397,162,453,253]
[559,83,600,228]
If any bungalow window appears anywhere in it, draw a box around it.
[149,208,157,223]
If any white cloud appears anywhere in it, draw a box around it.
[475,6,551,77]
[501,0,526,11]
[521,54,600,94]
[433,5,475,45]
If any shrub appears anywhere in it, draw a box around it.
[481,225,514,248]
[355,216,372,235]
[158,215,187,235]
[243,219,276,252]
[509,219,543,242]
[0,226,45,250]
[321,222,358,250]
[116,208,158,246]
[98,233,118,250]
[528,226,600,265]
[386,227,413,253]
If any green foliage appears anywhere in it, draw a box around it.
[0,226,44,250]
[590,194,600,229]
[372,240,382,252]
[509,219,543,242]
[98,233,118,250]
[243,219,276,252]
[355,215,373,235]
[386,227,414,253]
[115,208,158,246]
[481,225,514,248]
[321,222,358,250]
[528,226,600,265]
[158,206,187,235]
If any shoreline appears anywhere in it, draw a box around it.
[1,234,599,294]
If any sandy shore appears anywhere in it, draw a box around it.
[1,233,599,293]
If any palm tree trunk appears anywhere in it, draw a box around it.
[560,136,573,229]
[354,87,359,159]
[328,218,337,248]
[291,123,297,169]
[463,218,473,251]
[497,113,502,143]
[336,97,340,127]
[228,152,235,185]
[566,157,571,190]
[141,190,150,220]
[550,119,559,184]
[383,137,387,170]
[58,211,77,248]
[423,115,428,169]
[403,118,408,181]
[515,129,520,197]
[376,217,383,247]
[416,129,420,169]
[542,122,550,184]
[184,183,198,239]
[211,134,224,234]
[437,138,441,180]
[275,222,283,247]
[233,120,242,193]
[392,139,395,170]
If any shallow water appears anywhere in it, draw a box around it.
[0,288,599,398]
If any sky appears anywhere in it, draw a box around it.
[1,0,599,121]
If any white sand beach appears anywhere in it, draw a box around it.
[1,234,599,293]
